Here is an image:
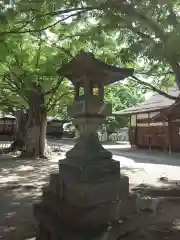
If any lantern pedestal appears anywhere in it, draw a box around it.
[34,116,130,239]
[66,117,112,160]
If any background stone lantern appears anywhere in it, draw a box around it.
[34,51,134,240]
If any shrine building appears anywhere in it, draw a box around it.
[114,87,180,153]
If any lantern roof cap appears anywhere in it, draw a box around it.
[58,51,134,86]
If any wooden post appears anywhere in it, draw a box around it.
[135,114,137,147]
[84,76,90,113]
[163,118,166,153]
[98,83,104,101]
[75,83,80,99]
[161,115,168,153]
[168,116,172,156]
[3,118,5,134]
[12,119,14,135]
[148,112,151,151]
[129,115,132,146]
[90,81,93,95]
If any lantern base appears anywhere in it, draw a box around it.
[34,116,131,239]
[34,173,130,240]
[66,133,112,160]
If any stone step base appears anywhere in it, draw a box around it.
[34,203,107,239]
[47,173,129,208]
[35,194,121,230]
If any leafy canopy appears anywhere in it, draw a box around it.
[0,32,74,116]
[0,0,152,118]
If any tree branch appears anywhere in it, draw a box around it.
[3,75,28,102]
[35,33,42,68]
[0,61,28,103]
[167,4,178,27]
[135,71,174,76]
[43,6,98,17]
[0,88,26,109]
[106,1,167,42]
[18,6,97,18]
[51,43,73,58]
[46,91,74,112]
[3,40,23,67]
[44,77,63,95]
[0,6,99,35]
[124,25,155,43]
[132,75,179,101]
[45,77,64,110]
[59,32,88,41]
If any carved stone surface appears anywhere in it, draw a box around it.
[35,203,107,240]
[59,158,120,183]
[63,179,126,208]
[49,173,62,196]
[68,96,112,118]
[34,171,130,234]
[36,189,128,231]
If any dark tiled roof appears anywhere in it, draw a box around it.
[114,87,179,115]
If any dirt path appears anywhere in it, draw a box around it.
[0,141,180,239]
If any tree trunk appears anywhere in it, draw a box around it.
[20,85,51,159]
[10,110,27,151]
[20,113,48,159]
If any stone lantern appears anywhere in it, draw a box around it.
[34,51,134,240]
[61,51,133,160]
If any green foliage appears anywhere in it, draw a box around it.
[86,0,180,89]
[104,80,146,131]
[51,0,179,90]
[105,116,128,134]
[0,0,177,121]
[104,81,146,112]
[0,1,101,116]
[0,32,74,116]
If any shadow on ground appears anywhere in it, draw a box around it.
[121,219,180,240]
[0,154,60,240]
[121,182,180,240]
[131,180,180,197]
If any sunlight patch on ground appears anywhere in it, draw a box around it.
[113,154,180,186]
[173,219,180,230]
[103,144,131,149]
[0,175,22,184]
[3,226,16,233]
[113,155,136,165]
[49,154,64,162]
[5,212,16,218]
[15,166,34,172]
